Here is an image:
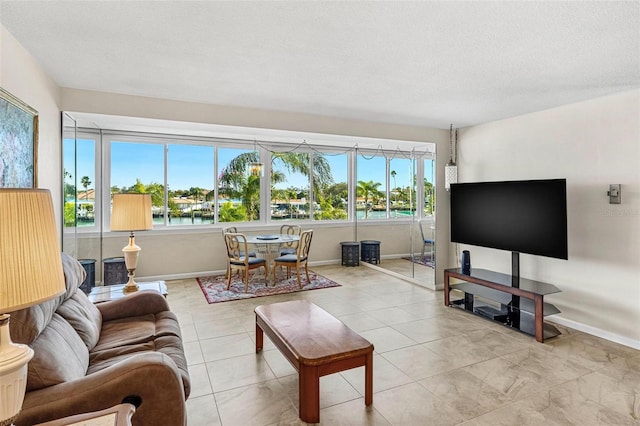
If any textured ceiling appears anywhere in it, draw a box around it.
[2,1,639,129]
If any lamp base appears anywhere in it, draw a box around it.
[123,276,139,293]
[0,314,34,426]
[122,233,141,293]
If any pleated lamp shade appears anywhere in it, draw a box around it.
[110,194,153,232]
[0,189,65,313]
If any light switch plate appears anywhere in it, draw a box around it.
[608,184,621,204]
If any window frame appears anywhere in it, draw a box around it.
[62,129,100,234]
[64,128,434,233]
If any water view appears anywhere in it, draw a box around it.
[73,208,416,227]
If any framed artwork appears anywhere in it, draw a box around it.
[0,87,38,188]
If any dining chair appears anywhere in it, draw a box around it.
[221,226,256,280]
[279,224,302,255]
[419,221,435,260]
[223,232,267,293]
[222,226,256,257]
[273,229,313,289]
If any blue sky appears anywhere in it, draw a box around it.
[65,139,434,192]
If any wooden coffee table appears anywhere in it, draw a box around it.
[255,300,374,423]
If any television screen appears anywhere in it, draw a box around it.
[450,179,568,260]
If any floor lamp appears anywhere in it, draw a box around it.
[0,189,66,426]
[110,193,153,292]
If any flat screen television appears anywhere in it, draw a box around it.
[450,179,568,260]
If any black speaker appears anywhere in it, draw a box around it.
[461,250,471,274]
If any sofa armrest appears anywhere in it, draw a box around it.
[19,352,187,426]
[97,290,170,321]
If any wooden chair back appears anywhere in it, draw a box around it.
[222,225,238,235]
[280,224,301,249]
[273,229,313,289]
[297,229,313,259]
[223,232,267,292]
[224,232,249,264]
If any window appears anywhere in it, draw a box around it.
[356,154,387,219]
[313,152,348,221]
[424,158,435,218]
[110,140,164,225]
[167,144,215,226]
[270,150,311,221]
[269,150,349,222]
[63,127,432,229]
[389,157,415,219]
[63,136,97,228]
[217,147,258,222]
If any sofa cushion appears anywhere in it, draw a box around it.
[87,335,191,398]
[9,252,86,346]
[61,252,86,300]
[56,291,102,350]
[93,311,182,353]
[9,295,63,345]
[27,313,89,392]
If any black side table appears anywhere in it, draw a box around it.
[103,257,128,286]
[360,240,381,264]
[340,242,360,266]
[78,259,96,294]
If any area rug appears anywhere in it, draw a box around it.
[196,270,341,304]
[402,256,435,268]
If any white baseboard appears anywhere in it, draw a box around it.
[139,259,342,283]
[548,316,640,350]
[142,270,225,282]
[360,261,439,291]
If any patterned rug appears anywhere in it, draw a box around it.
[402,256,435,268]
[196,270,341,304]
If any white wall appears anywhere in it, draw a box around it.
[457,89,640,348]
[0,26,62,230]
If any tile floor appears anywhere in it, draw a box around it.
[165,264,640,425]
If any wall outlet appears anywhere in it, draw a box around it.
[608,184,621,204]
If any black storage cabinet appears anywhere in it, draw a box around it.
[360,240,381,264]
[78,259,96,294]
[103,257,128,286]
[340,242,360,267]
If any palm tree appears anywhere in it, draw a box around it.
[189,187,204,202]
[357,180,383,219]
[145,182,166,208]
[218,151,333,221]
[188,187,205,213]
[241,174,261,220]
[80,176,91,200]
[424,179,435,214]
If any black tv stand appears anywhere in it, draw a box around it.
[444,267,562,343]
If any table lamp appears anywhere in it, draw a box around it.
[110,194,153,292]
[0,189,66,426]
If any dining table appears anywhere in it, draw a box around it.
[246,234,300,284]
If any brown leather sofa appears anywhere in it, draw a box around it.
[9,253,190,426]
